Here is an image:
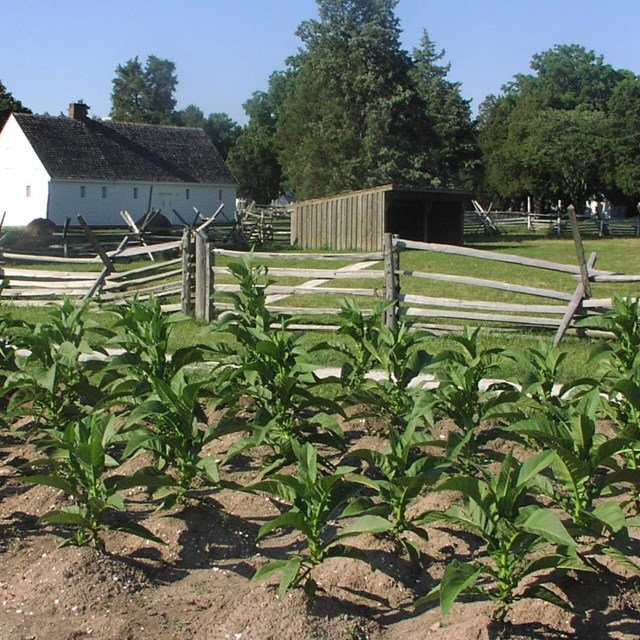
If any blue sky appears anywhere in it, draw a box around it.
[2,0,639,124]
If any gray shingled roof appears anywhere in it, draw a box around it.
[13,113,237,185]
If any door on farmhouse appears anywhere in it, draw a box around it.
[158,192,174,218]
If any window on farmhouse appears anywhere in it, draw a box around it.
[102,186,107,198]
[80,186,86,198]
[26,185,31,197]
[133,187,138,199]
[186,188,190,200]
[219,190,223,200]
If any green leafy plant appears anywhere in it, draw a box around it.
[5,297,112,430]
[506,390,634,535]
[428,327,514,472]
[103,296,201,402]
[579,294,640,379]
[600,377,640,512]
[345,422,447,565]
[122,370,232,508]
[316,297,394,396]
[0,302,24,423]
[214,259,345,472]
[221,323,346,473]
[250,443,393,597]
[418,450,587,625]
[353,321,433,430]
[501,341,596,423]
[19,411,165,551]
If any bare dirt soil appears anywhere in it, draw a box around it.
[2,417,640,640]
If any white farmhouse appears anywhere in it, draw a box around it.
[0,103,238,227]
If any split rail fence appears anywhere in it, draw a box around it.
[2,224,639,344]
[181,232,640,344]
[465,210,640,238]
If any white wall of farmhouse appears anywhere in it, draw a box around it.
[0,112,238,228]
[0,116,51,226]
[48,181,237,227]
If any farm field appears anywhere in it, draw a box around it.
[1,259,640,639]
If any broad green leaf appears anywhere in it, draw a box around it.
[196,456,220,484]
[112,520,165,545]
[39,508,89,527]
[521,585,573,612]
[110,468,176,491]
[592,501,627,533]
[252,559,290,582]
[298,443,317,487]
[517,450,556,486]
[18,474,78,498]
[439,559,483,616]
[601,545,640,576]
[258,511,306,540]
[34,363,57,394]
[334,515,394,541]
[278,557,304,599]
[437,476,484,507]
[522,552,589,578]
[522,508,576,547]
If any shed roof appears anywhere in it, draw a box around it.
[12,113,237,185]
[293,184,471,207]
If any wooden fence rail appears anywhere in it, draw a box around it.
[465,210,640,238]
[387,235,638,343]
[1,226,638,344]
[0,235,183,307]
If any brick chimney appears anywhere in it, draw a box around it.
[68,102,90,121]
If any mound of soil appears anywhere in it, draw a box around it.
[2,218,58,250]
[24,219,58,236]
[136,212,172,230]
[2,419,640,640]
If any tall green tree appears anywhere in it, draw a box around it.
[517,108,611,213]
[478,44,630,209]
[276,0,438,199]
[411,31,480,189]
[608,74,640,200]
[176,104,205,128]
[228,71,291,202]
[176,106,241,160]
[203,113,242,160]
[519,44,620,111]
[0,80,30,128]
[110,55,178,124]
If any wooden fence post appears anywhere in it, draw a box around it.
[383,232,399,330]
[77,215,116,274]
[62,217,70,258]
[194,232,214,322]
[181,229,194,315]
[567,207,592,298]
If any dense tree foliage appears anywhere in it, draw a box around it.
[411,32,480,190]
[276,0,439,199]
[608,75,640,200]
[228,1,477,202]
[228,71,292,203]
[0,81,30,128]
[176,106,242,160]
[110,55,178,124]
[478,44,640,210]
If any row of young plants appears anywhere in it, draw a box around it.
[1,258,640,628]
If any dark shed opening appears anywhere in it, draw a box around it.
[291,184,470,251]
[385,188,467,246]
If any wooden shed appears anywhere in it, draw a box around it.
[290,184,470,251]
